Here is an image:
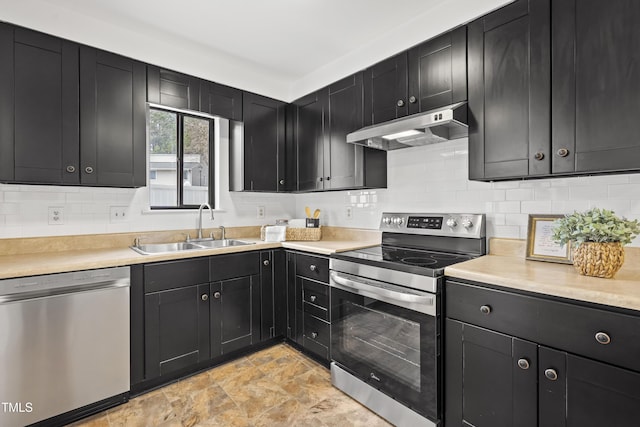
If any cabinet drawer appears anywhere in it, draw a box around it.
[447,280,640,372]
[144,257,209,293]
[296,253,329,283]
[210,252,260,281]
[303,312,330,348]
[303,278,329,309]
[446,281,539,340]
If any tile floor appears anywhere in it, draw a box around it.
[70,344,392,427]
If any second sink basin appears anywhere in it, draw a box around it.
[131,239,253,255]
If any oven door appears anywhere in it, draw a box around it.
[330,270,440,421]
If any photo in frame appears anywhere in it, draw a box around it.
[526,214,572,264]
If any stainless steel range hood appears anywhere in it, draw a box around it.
[347,101,468,150]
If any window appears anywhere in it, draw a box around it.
[148,108,214,208]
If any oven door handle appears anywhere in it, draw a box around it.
[330,271,436,316]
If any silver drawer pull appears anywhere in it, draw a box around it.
[309,265,317,272]
[544,369,558,381]
[595,332,611,345]
[310,295,317,302]
[480,305,491,315]
[201,294,208,301]
[370,372,381,382]
[311,332,318,339]
[517,358,530,370]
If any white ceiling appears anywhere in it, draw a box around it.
[1,0,510,101]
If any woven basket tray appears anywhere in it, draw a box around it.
[261,226,321,241]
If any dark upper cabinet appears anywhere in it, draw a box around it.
[0,25,80,185]
[468,0,551,181]
[80,47,146,187]
[446,320,537,427]
[147,65,200,111]
[294,73,386,192]
[363,53,408,126]
[200,80,242,121]
[363,27,467,126]
[407,26,467,114]
[293,90,327,191]
[239,92,287,192]
[327,73,387,190]
[552,0,640,175]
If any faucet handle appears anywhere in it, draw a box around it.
[183,233,191,242]
[134,237,140,247]
[209,231,215,240]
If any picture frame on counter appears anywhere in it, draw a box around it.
[526,214,572,264]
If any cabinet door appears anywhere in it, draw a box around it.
[200,80,242,121]
[539,347,640,427]
[552,0,640,175]
[468,0,551,180]
[0,24,79,184]
[363,53,408,125]
[145,283,210,379]
[286,251,298,342]
[211,274,261,356]
[80,47,146,187]
[259,250,287,340]
[242,92,286,191]
[294,90,327,191]
[408,26,467,114]
[445,319,537,427]
[147,65,200,111]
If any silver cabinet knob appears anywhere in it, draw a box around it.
[517,358,530,370]
[309,265,317,272]
[544,369,558,381]
[311,332,318,339]
[480,305,492,315]
[201,294,208,301]
[595,332,611,345]
[310,295,317,302]
[557,148,570,157]
[409,96,417,104]
[213,291,221,299]
[534,152,545,161]
[279,179,285,185]
[263,259,270,266]
[66,165,76,173]
[84,166,94,174]
[397,99,405,107]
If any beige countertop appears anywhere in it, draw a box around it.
[0,227,380,280]
[445,239,640,312]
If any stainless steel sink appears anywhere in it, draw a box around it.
[131,239,253,255]
[192,239,253,248]
[130,242,203,255]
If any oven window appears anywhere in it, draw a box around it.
[342,301,421,391]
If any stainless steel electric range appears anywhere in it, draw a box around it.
[329,212,486,427]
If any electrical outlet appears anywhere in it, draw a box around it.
[257,206,265,219]
[346,206,353,220]
[48,207,64,225]
[110,206,129,223]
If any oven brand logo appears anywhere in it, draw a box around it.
[1,402,33,413]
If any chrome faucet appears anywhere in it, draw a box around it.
[219,225,225,240]
[197,203,214,239]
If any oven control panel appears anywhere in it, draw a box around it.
[380,213,485,238]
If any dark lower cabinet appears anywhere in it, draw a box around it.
[286,251,331,363]
[80,47,146,187]
[260,250,287,341]
[0,24,80,185]
[468,0,551,180]
[145,283,210,378]
[445,279,640,427]
[551,0,640,175]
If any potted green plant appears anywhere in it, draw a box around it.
[552,208,640,278]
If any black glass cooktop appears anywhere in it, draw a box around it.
[332,245,474,277]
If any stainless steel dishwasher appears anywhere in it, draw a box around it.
[0,266,130,427]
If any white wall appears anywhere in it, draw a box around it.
[295,139,640,247]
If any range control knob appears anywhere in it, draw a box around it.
[461,218,474,230]
[446,218,457,228]
[382,217,392,225]
[392,217,404,225]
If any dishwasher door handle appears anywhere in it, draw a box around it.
[0,278,130,304]
[330,271,436,316]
